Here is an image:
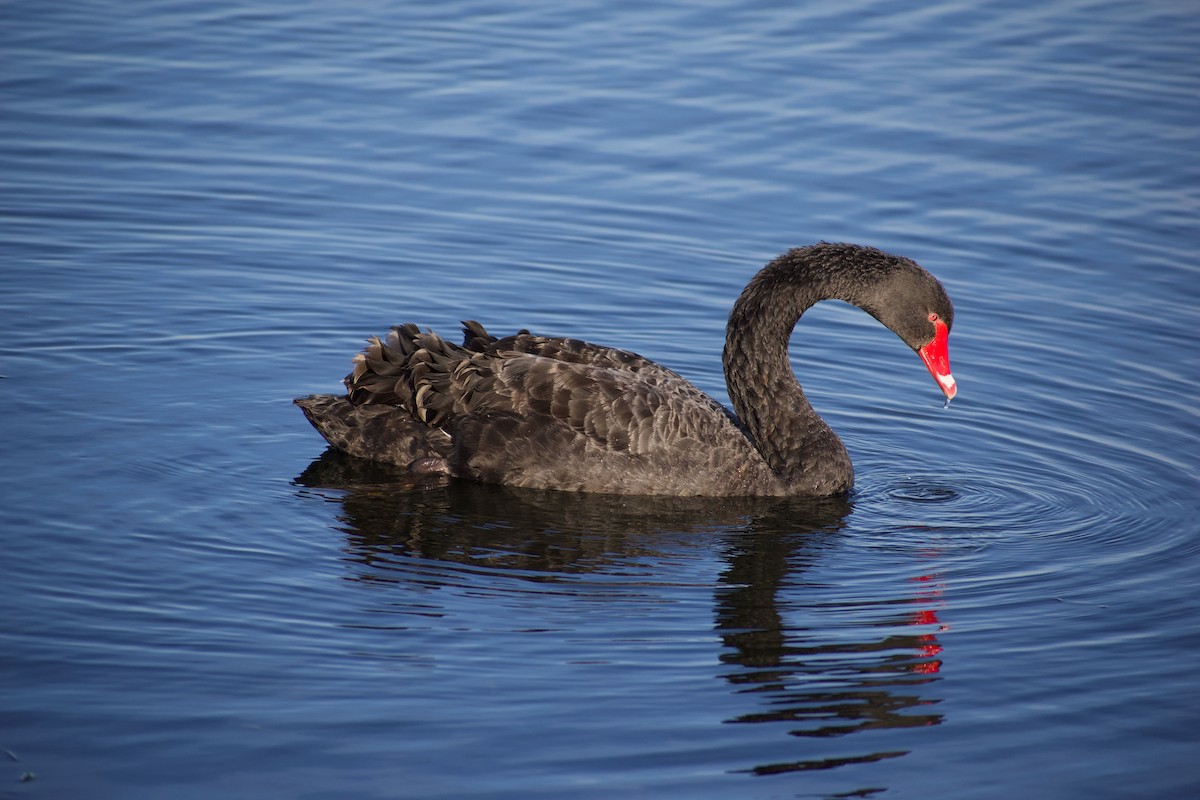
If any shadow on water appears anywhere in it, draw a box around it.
[296,449,946,780]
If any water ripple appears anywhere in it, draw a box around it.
[4,0,1198,797]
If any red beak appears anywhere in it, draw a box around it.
[918,319,957,401]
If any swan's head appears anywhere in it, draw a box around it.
[886,269,956,401]
[847,248,958,402]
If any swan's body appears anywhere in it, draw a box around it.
[296,243,956,496]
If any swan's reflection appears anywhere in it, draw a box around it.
[296,449,771,575]
[296,450,946,777]
[714,523,946,774]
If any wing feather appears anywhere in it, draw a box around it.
[340,320,747,478]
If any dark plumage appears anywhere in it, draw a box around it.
[296,242,957,496]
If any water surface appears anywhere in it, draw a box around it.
[2,1,1198,798]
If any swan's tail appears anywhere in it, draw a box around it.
[296,321,503,469]
[294,394,453,471]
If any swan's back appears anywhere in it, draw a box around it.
[299,321,782,495]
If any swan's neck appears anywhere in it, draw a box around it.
[722,253,854,494]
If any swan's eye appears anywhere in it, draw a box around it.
[928,312,939,322]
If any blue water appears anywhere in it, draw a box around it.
[3,1,1198,798]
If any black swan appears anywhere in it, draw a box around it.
[295,242,956,496]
